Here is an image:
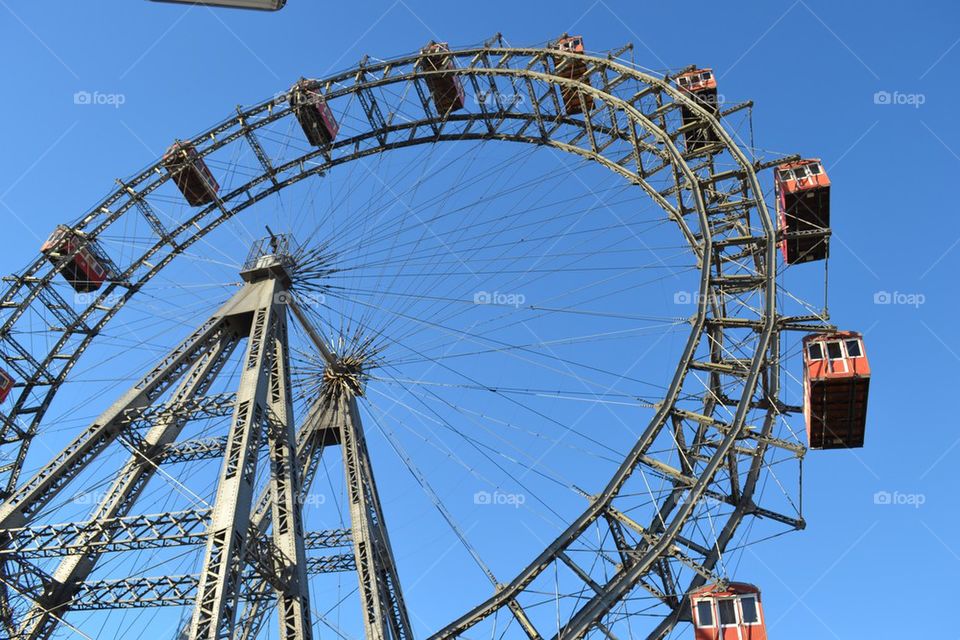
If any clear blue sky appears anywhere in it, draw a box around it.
[1,1,957,638]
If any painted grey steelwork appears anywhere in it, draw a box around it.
[66,556,357,611]
[0,40,829,639]
[0,246,414,639]
[0,509,350,559]
[187,273,286,640]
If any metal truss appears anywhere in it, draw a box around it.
[335,394,413,640]
[0,508,350,559]
[0,40,828,639]
[68,555,356,611]
[0,251,416,640]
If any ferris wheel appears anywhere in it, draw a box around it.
[0,35,871,640]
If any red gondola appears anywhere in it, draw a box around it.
[289,80,340,147]
[803,331,870,449]
[162,142,220,206]
[551,34,593,115]
[40,225,109,293]
[0,369,14,403]
[419,42,465,115]
[690,582,767,640]
[775,159,830,264]
[554,33,585,54]
[675,68,720,152]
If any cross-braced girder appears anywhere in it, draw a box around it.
[66,555,357,612]
[0,508,349,559]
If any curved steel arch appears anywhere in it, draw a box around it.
[0,43,808,640]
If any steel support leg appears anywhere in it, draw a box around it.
[265,314,313,640]
[189,278,281,640]
[341,395,413,640]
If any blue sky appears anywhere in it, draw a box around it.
[1,1,958,638]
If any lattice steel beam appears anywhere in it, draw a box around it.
[68,556,356,611]
[237,108,279,188]
[0,509,351,559]
[348,397,410,640]
[235,393,346,640]
[263,313,312,640]
[159,435,230,464]
[122,392,237,429]
[188,276,282,640]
